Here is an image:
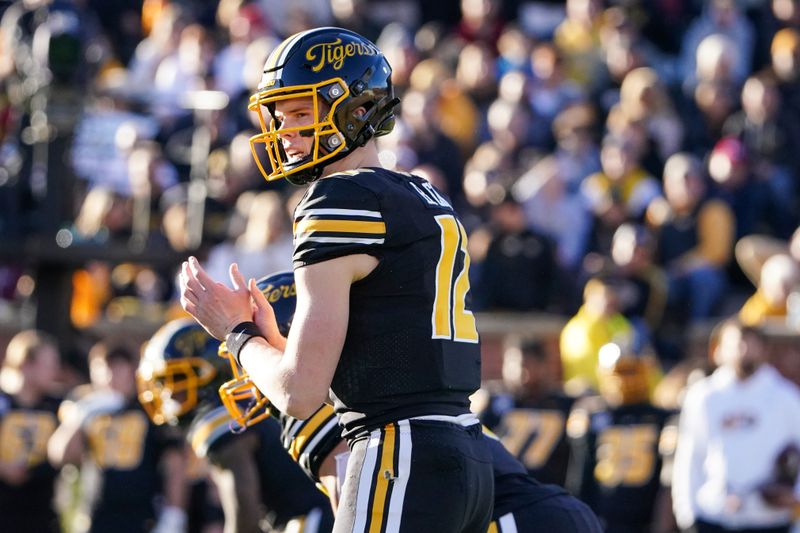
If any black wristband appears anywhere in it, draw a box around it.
[225,321,265,367]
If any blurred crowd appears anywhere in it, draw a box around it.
[1,0,800,531]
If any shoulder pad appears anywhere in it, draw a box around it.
[187,406,240,458]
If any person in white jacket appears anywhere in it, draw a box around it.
[672,319,800,533]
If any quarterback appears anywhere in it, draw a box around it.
[179,27,494,532]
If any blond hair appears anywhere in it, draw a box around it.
[0,329,58,392]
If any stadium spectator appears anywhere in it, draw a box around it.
[551,102,602,190]
[409,58,482,159]
[400,89,466,198]
[618,66,684,165]
[495,24,533,76]
[526,42,584,151]
[770,28,800,125]
[708,137,795,241]
[472,191,556,312]
[679,1,755,90]
[513,155,591,275]
[560,277,633,394]
[454,0,505,52]
[681,78,740,157]
[739,254,800,326]
[554,0,607,91]
[649,152,734,321]
[591,223,668,348]
[735,226,800,288]
[581,135,661,255]
[723,70,800,183]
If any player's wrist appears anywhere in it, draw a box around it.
[225,321,266,367]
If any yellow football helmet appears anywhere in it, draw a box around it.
[597,342,651,406]
[248,27,398,185]
[217,270,296,428]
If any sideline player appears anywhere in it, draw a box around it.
[136,318,333,532]
[179,27,493,532]
[480,339,575,486]
[0,330,62,533]
[47,338,187,533]
[566,342,675,532]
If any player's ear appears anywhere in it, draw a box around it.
[353,106,367,119]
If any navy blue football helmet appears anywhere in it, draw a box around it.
[218,271,296,427]
[136,318,224,426]
[248,27,398,185]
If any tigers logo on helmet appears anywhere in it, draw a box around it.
[218,270,296,428]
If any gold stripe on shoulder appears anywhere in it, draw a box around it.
[190,411,231,454]
[294,219,386,236]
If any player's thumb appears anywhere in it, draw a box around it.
[229,263,247,291]
[249,278,272,318]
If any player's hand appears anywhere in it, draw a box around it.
[249,278,288,351]
[179,257,252,340]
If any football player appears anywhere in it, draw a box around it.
[136,318,334,533]
[566,342,676,532]
[179,27,493,532]
[0,330,62,533]
[219,270,603,533]
[480,338,575,486]
[47,338,188,533]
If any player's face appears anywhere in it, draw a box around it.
[273,97,318,163]
[27,344,60,392]
[717,326,765,377]
[92,357,137,398]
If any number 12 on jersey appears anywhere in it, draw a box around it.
[432,214,479,343]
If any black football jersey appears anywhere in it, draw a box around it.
[566,399,674,529]
[481,392,575,486]
[192,406,334,530]
[293,168,482,438]
[82,399,182,533]
[483,428,571,519]
[0,393,61,533]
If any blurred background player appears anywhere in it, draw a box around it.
[219,269,604,533]
[480,338,575,487]
[47,338,188,533]
[567,341,676,532]
[0,329,63,533]
[672,320,800,533]
[137,317,334,533]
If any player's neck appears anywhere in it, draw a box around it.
[321,142,381,178]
